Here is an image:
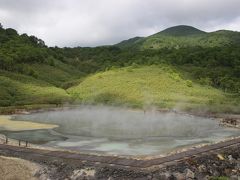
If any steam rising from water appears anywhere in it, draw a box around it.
[15,106,232,139]
[12,106,240,155]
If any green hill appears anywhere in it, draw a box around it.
[143,30,240,50]
[115,36,143,49]
[0,24,239,113]
[68,65,239,112]
[158,25,206,36]
[0,26,83,86]
[0,24,83,109]
[115,25,240,50]
[0,70,70,107]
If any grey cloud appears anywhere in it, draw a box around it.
[0,0,239,47]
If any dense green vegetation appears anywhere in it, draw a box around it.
[0,23,239,112]
[0,24,83,83]
[0,70,70,106]
[0,24,82,107]
[60,26,240,93]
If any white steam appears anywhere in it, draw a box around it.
[16,105,222,139]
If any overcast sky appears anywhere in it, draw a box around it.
[0,0,240,47]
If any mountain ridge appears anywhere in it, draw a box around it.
[0,24,239,112]
[115,25,240,49]
[157,25,206,36]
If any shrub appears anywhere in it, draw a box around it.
[199,78,212,86]
[186,80,193,87]
[170,72,181,82]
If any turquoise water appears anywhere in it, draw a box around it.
[5,106,240,156]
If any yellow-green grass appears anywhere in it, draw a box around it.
[68,65,239,112]
[0,70,71,107]
[0,115,58,131]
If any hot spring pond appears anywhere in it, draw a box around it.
[3,106,240,156]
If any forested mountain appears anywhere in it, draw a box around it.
[0,24,239,112]
[116,25,240,49]
[158,25,206,36]
[115,37,143,49]
[61,26,240,93]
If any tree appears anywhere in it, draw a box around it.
[5,28,18,36]
[29,36,45,47]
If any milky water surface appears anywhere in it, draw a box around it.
[7,106,240,156]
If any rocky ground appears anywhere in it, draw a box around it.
[150,144,240,180]
[0,143,239,179]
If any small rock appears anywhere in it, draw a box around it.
[217,154,225,160]
[202,175,210,180]
[228,155,234,161]
[174,172,185,180]
[70,168,95,180]
[185,169,195,179]
[147,175,152,179]
[198,164,207,173]
[213,170,220,177]
[232,169,237,174]
[159,172,172,179]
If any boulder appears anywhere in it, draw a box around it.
[185,169,195,179]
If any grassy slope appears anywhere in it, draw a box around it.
[0,57,84,110]
[0,70,71,107]
[0,26,83,110]
[68,65,239,112]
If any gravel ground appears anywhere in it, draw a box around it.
[0,143,239,179]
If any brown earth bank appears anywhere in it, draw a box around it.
[0,143,239,179]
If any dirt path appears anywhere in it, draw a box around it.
[0,156,40,180]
